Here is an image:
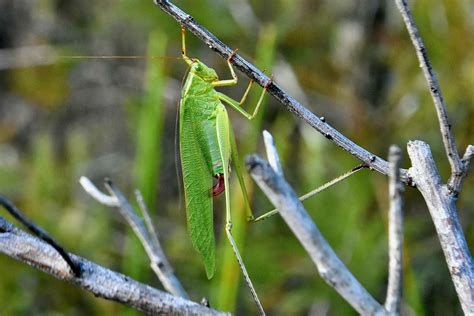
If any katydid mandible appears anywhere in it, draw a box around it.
[178,27,268,315]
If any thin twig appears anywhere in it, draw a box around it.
[80,177,188,298]
[384,146,404,314]
[152,0,412,185]
[394,0,461,178]
[263,130,282,175]
[0,195,81,277]
[246,135,387,315]
[135,190,161,251]
[0,216,226,315]
[449,144,474,195]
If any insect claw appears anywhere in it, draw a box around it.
[264,76,273,89]
[227,48,239,62]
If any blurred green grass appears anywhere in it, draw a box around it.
[0,0,472,315]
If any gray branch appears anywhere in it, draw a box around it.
[246,144,387,315]
[449,145,474,194]
[394,0,462,181]
[384,146,404,314]
[0,216,226,315]
[80,177,188,299]
[407,141,474,314]
[152,0,412,185]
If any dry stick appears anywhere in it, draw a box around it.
[79,177,188,299]
[0,195,81,277]
[152,0,412,185]
[407,141,474,314]
[451,145,474,194]
[246,137,387,315]
[393,0,473,194]
[0,216,226,315]
[384,146,404,314]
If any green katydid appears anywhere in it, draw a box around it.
[62,27,366,315]
[178,27,268,314]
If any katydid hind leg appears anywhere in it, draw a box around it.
[229,127,255,221]
[215,107,265,315]
[252,164,367,222]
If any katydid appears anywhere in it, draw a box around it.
[178,28,268,314]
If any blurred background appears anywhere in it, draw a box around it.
[0,0,473,315]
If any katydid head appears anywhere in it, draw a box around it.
[189,59,218,83]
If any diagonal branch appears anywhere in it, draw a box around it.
[153,0,412,185]
[0,216,226,315]
[394,0,462,178]
[246,135,387,315]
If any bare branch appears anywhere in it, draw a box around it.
[407,141,474,313]
[246,148,386,314]
[394,0,461,177]
[0,216,226,315]
[449,144,474,195]
[384,146,404,314]
[263,130,283,175]
[152,0,412,185]
[0,195,80,276]
[80,177,118,207]
[80,177,188,298]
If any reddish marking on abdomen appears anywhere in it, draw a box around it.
[212,174,225,197]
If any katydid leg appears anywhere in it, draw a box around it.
[217,85,267,120]
[215,107,265,315]
[181,27,193,66]
[229,127,255,221]
[251,164,367,222]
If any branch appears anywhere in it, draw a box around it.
[0,216,226,315]
[246,138,386,315]
[407,141,474,314]
[152,0,412,185]
[449,144,474,195]
[384,146,404,314]
[394,0,462,177]
[80,177,188,298]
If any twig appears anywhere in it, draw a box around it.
[135,190,162,251]
[384,146,404,314]
[246,136,387,314]
[0,216,226,315]
[263,130,282,175]
[407,141,474,313]
[394,0,461,179]
[152,0,412,185]
[0,195,81,277]
[79,177,188,298]
[449,144,474,195]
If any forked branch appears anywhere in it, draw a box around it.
[80,177,188,298]
[394,0,474,195]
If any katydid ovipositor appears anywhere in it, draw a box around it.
[179,27,268,314]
